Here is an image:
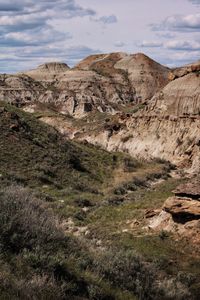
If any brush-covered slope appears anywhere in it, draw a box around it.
[0,101,123,191]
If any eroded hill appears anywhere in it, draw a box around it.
[0,53,171,118]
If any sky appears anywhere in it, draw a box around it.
[0,0,199,73]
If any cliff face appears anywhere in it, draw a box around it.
[0,74,44,106]
[149,72,200,116]
[72,63,200,173]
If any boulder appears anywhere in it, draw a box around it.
[163,196,200,221]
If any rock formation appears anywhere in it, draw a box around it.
[0,53,171,118]
[148,180,200,244]
[77,59,200,173]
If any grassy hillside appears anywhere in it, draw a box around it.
[0,101,126,190]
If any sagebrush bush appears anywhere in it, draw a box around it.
[157,278,192,300]
[95,249,157,300]
[0,185,65,253]
[94,249,192,300]
[0,185,91,299]
[8,274,65,300]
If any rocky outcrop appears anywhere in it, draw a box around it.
[148,72,200,116]
[163,197,200,220]
[0,74,44,106]
[169,60,200,80]
[115,52,170,101]
[148,180,200,244]
[164,180,200,221]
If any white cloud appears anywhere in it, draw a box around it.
[165,39,200,50]
[151,13,200,32]
[114,41,125,47]
[188,0,200,5]
[139,40,163,48]
[97,14,118,24]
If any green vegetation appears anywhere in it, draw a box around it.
[0,101,199,299]
[0,101,126,191]
[0,185,196,300]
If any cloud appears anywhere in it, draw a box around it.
[138,40,163,48]
[151,13,200,32]
[0,1,96,34]
[138,38,200,51]
[0,2,24,12]
[95,14,118,24]
[19,45,100,61]
[0,0,199,72]
[0,0,99,72]
[0,13,53,34]
[0,1,96,17]
[156,32,176,39]
[0,1,35,13]
[165,40,200,51]
[114,41,125,47]
[166,51,200,65]
[188,0,200,5]
[0,26,71,47]
[0,0,96,49]
[0,45,101,73]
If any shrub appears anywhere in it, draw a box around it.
[88,284,115,300]
[121,134,133,143]
[157,278,192,300]
[11,274,65,300]
[123,157,141,172]
[159,230,169,240]
[132,177,148,187]
[95,249,192,300]
[114,186,127,195]
[95,249,157,300]
[0,185,65,253]
[74,198,93,208]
